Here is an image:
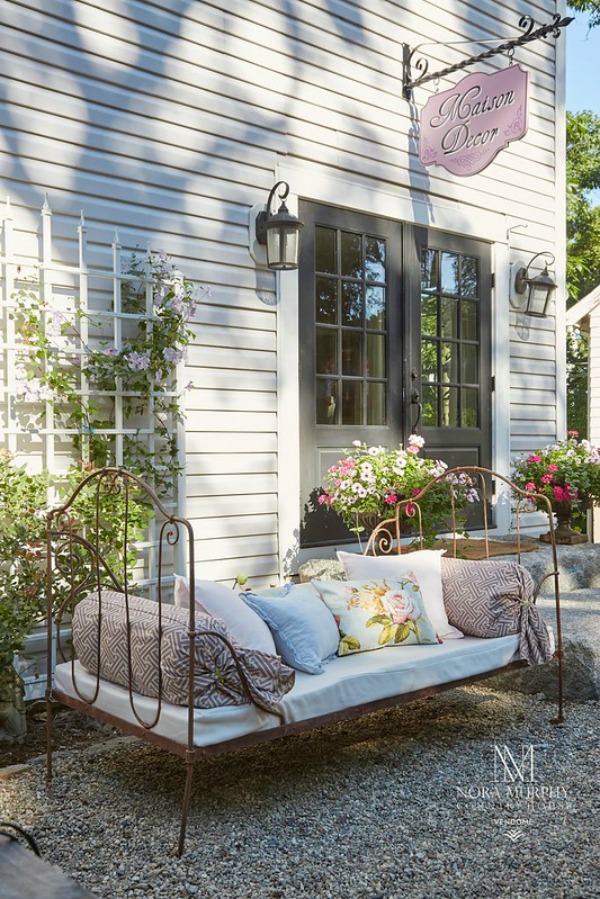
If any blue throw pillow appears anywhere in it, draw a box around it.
[241,584,339,674]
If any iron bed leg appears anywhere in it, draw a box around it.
[177,757,195,857]
[551,651,565,725]
[45,693,54,795]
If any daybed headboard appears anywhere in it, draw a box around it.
[45,467,195,725]
[364,466,558,569]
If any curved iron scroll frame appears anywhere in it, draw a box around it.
[402,14,574,99]
[363,466,564,724]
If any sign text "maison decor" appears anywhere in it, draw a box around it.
[419,65,529,177]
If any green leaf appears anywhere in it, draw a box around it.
[366,614,390,628]
[394,623,411,643]
[379,624,394,645]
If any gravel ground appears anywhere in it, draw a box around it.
[1,687,598,899]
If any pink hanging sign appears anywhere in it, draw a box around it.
[419,65,529,177]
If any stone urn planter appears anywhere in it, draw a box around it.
[0,670,27,743]
[539,500,588,546]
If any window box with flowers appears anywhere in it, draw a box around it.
[511,432,600,544]
[318,435,479,547]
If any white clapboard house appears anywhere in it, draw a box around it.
[0,1,570,585]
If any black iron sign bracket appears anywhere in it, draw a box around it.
[402,14,574,100]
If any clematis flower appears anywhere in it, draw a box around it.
[126,350,150,371]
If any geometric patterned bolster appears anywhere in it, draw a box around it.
[440,558,553,665]
[72,590,295,716]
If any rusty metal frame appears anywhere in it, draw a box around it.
[45,466,563,857]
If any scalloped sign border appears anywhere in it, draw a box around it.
[419,65,529,177]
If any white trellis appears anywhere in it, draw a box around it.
[1,197,188,696]
[1,197,186,492]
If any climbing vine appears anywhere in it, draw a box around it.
[12,250,205,495]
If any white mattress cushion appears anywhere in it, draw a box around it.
[54,634,520,747]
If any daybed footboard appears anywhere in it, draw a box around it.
[362,466,564,722]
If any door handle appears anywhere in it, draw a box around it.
[410,388,422,430]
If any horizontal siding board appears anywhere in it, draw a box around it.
[187,346,276,372]
[196,326,276,354]
[194,305,276,333]
[195,533,278,563]
[185,411,276,433]
[190,370,277,393]
[510,405,556,422]
[187,473,277,496]
[185,433,277,455]
[192,513,278,541]
[186,453,277,476]
[510,421,557,437]
[186,390,277,414]
[511,374,556,393]
[510,358,556,377]
[192,555,279,584]
[186,494,278,518]
[510,436,558,452]
[510,342,556,362]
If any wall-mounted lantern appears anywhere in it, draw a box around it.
[254,181,303,271]
[512,251,557,318]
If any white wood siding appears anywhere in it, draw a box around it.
[0,0,565,579]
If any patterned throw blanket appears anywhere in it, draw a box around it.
[440,558,555,665]
[72,591,295,720]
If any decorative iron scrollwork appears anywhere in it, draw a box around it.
[402,14,574,99]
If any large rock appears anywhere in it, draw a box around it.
[298,558,345,582]
[488,590,600,701]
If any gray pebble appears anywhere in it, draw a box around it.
[0,688,597,899]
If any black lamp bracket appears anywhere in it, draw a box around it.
[402,14,574,100]
[514,251,556,296]
[255,180,290,245]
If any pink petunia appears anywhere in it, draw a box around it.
[547,464,558,472]
[525,482,536,492]
[553,486,565,502]
[527,455,542,463]
[385,493,398,505]
[541,474,553,484]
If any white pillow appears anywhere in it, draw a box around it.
[336,549,463,640]
[173,575,277,656]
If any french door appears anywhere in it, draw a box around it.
[298,204,492,548]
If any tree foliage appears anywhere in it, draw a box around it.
[566,110,600,302]
[568,1,600,29]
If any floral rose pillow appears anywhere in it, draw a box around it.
[312,577,440,656]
